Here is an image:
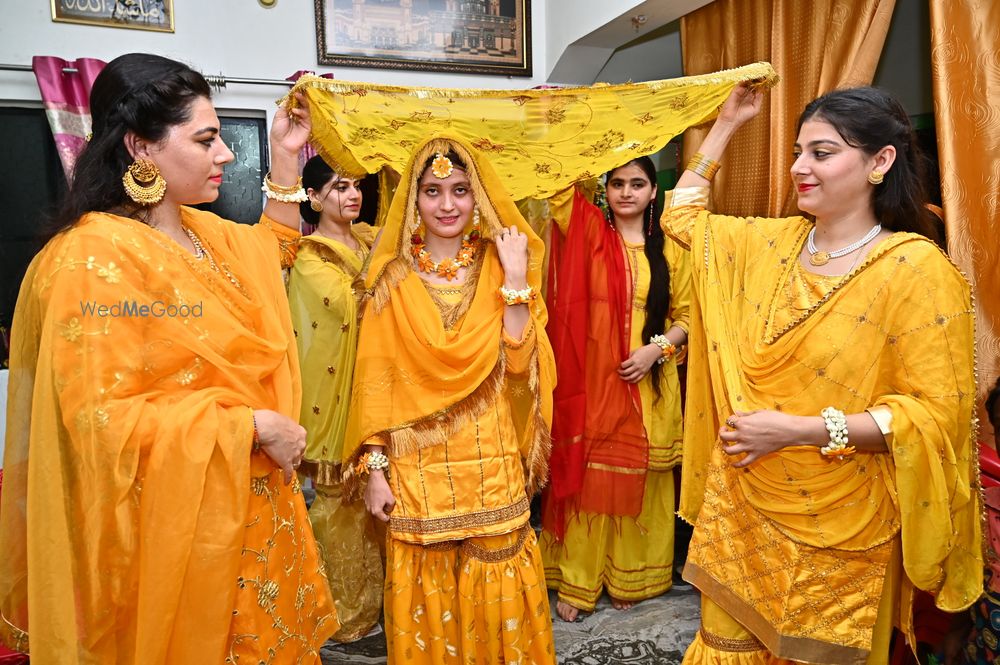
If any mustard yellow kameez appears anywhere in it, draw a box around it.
[288,226,383,643]
[342,136,557,665]
[541,234,691,611]
[663,187,982,665]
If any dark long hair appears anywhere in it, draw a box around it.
[49,53,212,234]
[798,87,941,245]
[299,155,337,226]
[607,156,671,400]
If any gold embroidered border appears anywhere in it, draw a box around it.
[699,628,764,653]
[390,496,529,535]
[460,524,530,563]
[301,459,341,487]
[1,612,28,654]
[587,462,646,475]
[684,562,871,665]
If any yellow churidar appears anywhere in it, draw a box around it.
[288,228,383,643]
[285,62,778,201]
[0,209,337,663]
[341,135,557,664]
[541,227,691,611]
[664,188,982,665]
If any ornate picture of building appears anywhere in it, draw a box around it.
[314,0,531,76]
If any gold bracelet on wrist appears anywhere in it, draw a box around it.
[686,152,722,181]
[262,172,308,203]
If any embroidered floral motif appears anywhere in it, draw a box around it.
[61,317,84,342]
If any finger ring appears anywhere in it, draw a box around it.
[726,417,737,428]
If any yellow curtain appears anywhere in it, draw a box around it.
[285,63,778,202]
[680,0,896,217]
[930,0,1000,440]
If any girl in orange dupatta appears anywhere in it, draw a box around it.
[665,85,980,665]
[341,135,557,664]
[0,54,336,663]
[540,157,691,621]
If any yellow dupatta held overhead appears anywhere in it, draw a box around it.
[342,135,555,500]
[0,209,335,662]
[287,63,778,200]
[664,189,981,661]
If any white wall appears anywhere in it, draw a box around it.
[0,0,550,114]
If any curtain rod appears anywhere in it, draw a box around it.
[0,63,293,89]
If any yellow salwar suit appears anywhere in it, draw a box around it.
[288,227,383,643]
[663,187,982,665]
[0,208,338,663]
[342,135,557,665]
[541,198,692,612]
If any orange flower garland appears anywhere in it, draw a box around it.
[410,209,481,281]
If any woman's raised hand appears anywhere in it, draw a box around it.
[717,82,765,129]
[495,224,529,289]
[270,91,313,159]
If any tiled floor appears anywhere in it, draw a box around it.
[321,586,701,664]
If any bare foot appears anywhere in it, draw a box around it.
[610,597,635,611]
[556,599,580,622]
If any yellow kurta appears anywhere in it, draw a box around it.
[663,187,981,665]
[0,208,336,663]
[542,235,691,610]
[288,227,382,643]
[342,135,557,665]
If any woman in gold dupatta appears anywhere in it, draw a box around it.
[540,156,691,621]
[664,84,981,665]
[0,54,336,663]
[288,155,382,642]
[342,135,557,664]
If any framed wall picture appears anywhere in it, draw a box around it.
[50,0,175,33]
[315,0,531,77]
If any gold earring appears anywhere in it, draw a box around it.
[310,200,323,212]
[122,158,166,205]
[867,170,884,185]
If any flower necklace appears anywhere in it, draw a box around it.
[410,209,481,281]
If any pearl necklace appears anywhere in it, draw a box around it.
[806,224,882,266]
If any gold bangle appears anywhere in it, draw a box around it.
[262,172,308,203]
[686,152,722,181]
[263,172,303,194]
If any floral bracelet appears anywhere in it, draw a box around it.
[649,334,677,365]
[498,285,537,306]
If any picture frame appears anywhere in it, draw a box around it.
[314,0,531,77]
[50,0,174,33]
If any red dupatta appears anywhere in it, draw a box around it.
[543,189,648,541]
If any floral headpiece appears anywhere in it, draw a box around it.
[430,152,454,179]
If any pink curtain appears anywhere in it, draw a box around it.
[32,56,107,181]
